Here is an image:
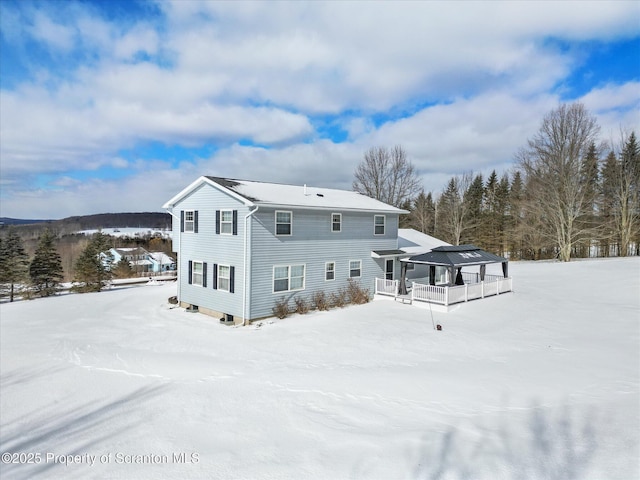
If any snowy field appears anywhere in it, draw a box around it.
[1,258,638,480]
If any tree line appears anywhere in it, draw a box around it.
[0,229,173,302]
[353,103,639,261]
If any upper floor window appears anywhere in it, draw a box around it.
[374,215,385,235]
[331,213,342,232]
[183,210,198,233]
[276,211,292,235]
[216,210,238,235]
[220,210,233,234]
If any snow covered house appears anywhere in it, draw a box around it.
[163,176,408,325]
[102,247,175,274]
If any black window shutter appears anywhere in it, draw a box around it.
[194,211,199,233]
[202,262,208,287]
[230,266,235,293]
[180,211,185,232]
[212,263,218,290]
[188,261,193,284]
[215,210,220,235]
[232,210,238,235]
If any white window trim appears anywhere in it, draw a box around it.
[273,264,306,293]
[218,264,231,292]
[184,210,196,233]
[331,213,342,233]
[325,261,335,281]
[275,210,293,236]
[192,260,204,287]
[220,210,233,235]
[349,259,362,278]
[374,215,385,235]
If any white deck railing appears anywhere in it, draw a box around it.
[375,275,513,307]
[375,278,399,297]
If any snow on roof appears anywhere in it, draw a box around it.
[164,176,407,213]
[398,228,450,254]
[149,252,175,264]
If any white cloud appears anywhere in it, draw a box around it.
[1,0,639,218]
[29,11,75,51]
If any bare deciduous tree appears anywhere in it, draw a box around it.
[353,145,422,208]
[517,102,601,261]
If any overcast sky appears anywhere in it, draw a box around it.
[1,0,638,219]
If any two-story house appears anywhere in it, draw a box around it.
[163,176,408,325]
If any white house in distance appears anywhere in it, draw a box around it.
[163,176,410,325]
[102,247,176,274]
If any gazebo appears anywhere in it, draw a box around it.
[400,245,508,291]
[375,245,512,309]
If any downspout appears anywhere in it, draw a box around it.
[164,207,181,303]
[243,205,260,326]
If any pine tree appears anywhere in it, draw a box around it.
[73,232,113,292]
[600,151,619,256]
[0,227,30,302]
[407,190,436,234]
[29,229,64,297]
[464,174,484,246]
[618,131,640,256]
[112,258,134,279]
[507,171,525,259]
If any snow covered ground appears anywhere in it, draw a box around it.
[1,258,638,480]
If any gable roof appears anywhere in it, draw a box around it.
[163,176,407,213]
[406,245,507,267]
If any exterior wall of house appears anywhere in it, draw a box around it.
[172,183,250,321]
[247,207,400,320]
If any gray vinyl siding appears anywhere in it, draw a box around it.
[172,183,248,319]
[247,207,400,319]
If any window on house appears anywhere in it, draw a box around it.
[273,264,305,292]
[325,262,335,281]
[218,265,230,291]
[331,213,342,232]
[192,261,204,286]
[349,260,362,278]
[276,211,292,235]
[184,210,196,233]
[374,215,385,235]
[220,210,233,234]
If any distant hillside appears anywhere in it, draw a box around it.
[0,212,172,237]
[0,218,51,225]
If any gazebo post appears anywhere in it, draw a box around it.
[399,261,408,295]
[502,261,509,278]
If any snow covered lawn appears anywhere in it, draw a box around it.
[1,258,638,480]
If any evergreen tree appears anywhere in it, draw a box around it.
[112,258,134,279]
[73,232,113,292]
[29,229,64,297]
[618,131,640,256]
[464,174,484,245]
[0,227,30,302]
[600,151,619,256]
[436,173,473,245]
[407,190,436,234]
[576,142,600,257]
[507,171,525,259]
